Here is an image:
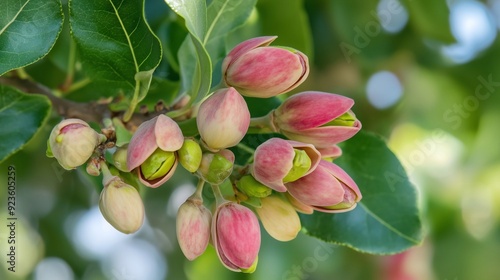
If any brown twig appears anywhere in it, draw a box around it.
[0,76,167,130]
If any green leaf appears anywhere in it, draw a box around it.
[69,0,162,114]
[166,0,257,104]
[401,0,454,43]
[164,0,207,40]
[205,0,257,65]
[0,0,64,75]
[256,0,313,58]
[300,131,423,254]
[0,85,51,163]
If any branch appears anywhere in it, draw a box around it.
[0,76,166,130]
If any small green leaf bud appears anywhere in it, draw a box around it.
[178,139,202,173]
[237,175,272,198]
[112,145,129,172]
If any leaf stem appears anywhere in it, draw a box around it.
[60,40,77,93]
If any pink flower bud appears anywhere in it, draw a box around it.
[212,202,260,272]
[273,91,362,148]
[197,87,250,150]
[127,115,184,188]
[99,176,144,234]
[222,36,309,98]
[285,160,362,213]
[251,138,321,192]
[48,118,101,170]
[176,199,211,260]
[255,195,301,242]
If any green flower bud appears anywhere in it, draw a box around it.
[237,175,272,198]
[198,150,235,185]
[283,149,312,183]
[140,149,176,180]
[113,145,129,172]
[178,139,202,173]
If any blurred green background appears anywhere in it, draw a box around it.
[2,0,500,279]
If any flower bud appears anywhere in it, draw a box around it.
[86,158,101,176]
[127,115,184,188]
[212,202,260,272]
[222,36,309,98]
[112,145,129,172]
[251,138,321,192]
[197,150,235,185]
[236,175,272,198]
[99,177,144,234]
[197,87,250,150]
[285,192,314,214]
[255,195,301,242]
[48,118,102,170]
[272,91,362,148]
[285,160,362,213]
[176,199,211,260]
[178,139,202,172]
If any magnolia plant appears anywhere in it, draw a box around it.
[0,0,422,276]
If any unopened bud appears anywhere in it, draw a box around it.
[112,145,128,172]
[176,199,211,260]
[237,175,272,198]
[99,177,144,234]
[198,150,235,185]
[178,139,202,173]
[255,195,301,241]
[48,118,102,170]
[86,158,101,176]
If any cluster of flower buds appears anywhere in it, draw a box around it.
[47,36,363,273]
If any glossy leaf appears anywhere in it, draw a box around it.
[205,0,257,66]
[0,0,64,75]
[257,0,313,58]
[69,0,162,113]
[300,131,423,254]
[0,85,51,163]
[166,0,257,104]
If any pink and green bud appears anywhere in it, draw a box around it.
[48,118,102,170]
[127,115,184,188]
[255,195,301,242]
[99,176,144,234]
[285,160,362,213]
[212,202,261,272]
[272,91,362,148]
[178,138,202,173]
[222,36,309,98]
[236,175,272,198]
[176,199,211,260]
[197,150,235,185]
[197,87,250,150]
[251,138,321,192]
